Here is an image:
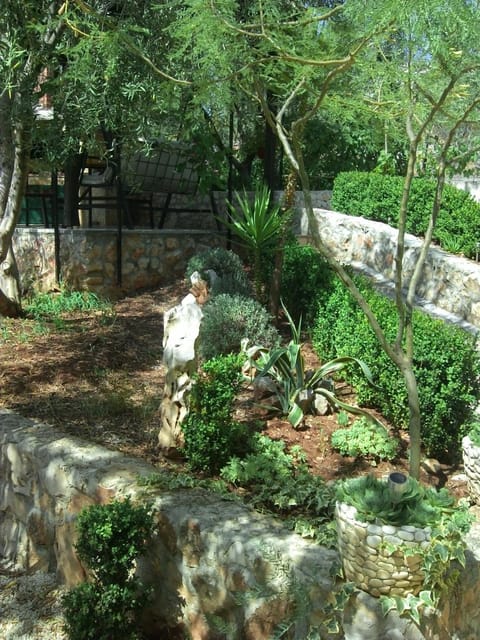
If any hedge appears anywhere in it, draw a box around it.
[312,275,480,461]
[331,171,480,258]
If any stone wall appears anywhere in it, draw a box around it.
[1,409,480,640]
[13,227,225,297]
[294,207,480,332]
[13,191,480,331]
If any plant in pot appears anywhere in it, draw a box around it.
[462,420,480,504]
[335,474,472,624]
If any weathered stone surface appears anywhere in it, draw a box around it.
[294,207,480,331]
[463,436,480,504]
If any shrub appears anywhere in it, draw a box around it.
[182,353,252,474]
[62,497,154,640]
[185,247,252,297]
[312,276,480,460]
[221,433,335,523]
[199,293,280,360]
[331,417,399,461]
[331,171,480,258]
[280,240,335,326]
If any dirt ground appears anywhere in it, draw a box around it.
[0,278,469,500]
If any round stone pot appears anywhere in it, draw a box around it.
[462,435,480,504]
[335,501,430,598]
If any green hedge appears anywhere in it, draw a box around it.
[331,171,480,258]
[280,241,335,326]
[312,276,480,461]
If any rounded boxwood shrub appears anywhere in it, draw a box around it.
[199,293,280,360]
[182,353,251,474]
[185,247,252,298]
[313,276,480,460]
[280,240,335,327]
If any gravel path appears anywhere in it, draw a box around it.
[0,570,67,639]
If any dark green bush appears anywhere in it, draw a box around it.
[182,353,252,474]
[185,247,252,298]
[62,497,154,640]
[312,276,480,460]
[280,240,335,326]
[331,171,480,258]
[199,293,280,360]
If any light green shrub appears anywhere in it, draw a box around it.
[331,417,399,461]
[199,293,280,360]
[185,247,252,297]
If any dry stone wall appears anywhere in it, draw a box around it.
[294,207,480,331]
[13,191,480,332]
[12,227,224,297]
[1,409,480,639]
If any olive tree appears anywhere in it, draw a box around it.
[0,0,183,317]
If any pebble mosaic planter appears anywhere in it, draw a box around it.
[335,501,430,598]
[462,435,480,504]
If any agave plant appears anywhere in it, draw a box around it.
[243,304,379,428]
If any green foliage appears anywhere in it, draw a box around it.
[199,293,280,361]
[185,247,252,298]
[225,185,287,299]
[182,353,252,474]
[331,171,480,258]
[336,474,459,528]
[244,304,378,428]
[468,420,480,447]
[280,240,335,326]
[312,275,480,460]
[62,497,154,640]
[24,289,113,321]
[62,581,150,640]
[331,417,399,462]
[221,433,336,544]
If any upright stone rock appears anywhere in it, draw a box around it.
[158,274,208,454]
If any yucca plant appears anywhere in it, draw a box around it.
[243,304,379,428]
[224,184,286,299]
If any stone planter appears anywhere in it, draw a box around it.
[335,501,430,598]
[462,435,480,504]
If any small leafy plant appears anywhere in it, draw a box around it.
[467,420,480,447]
[62,497,154,640]
[221,433,336,545]
[331,416,399,462]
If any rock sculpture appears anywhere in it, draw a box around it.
[158,273,208,454]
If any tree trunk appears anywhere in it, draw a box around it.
[0,243,22,317]
[0,94,31,318]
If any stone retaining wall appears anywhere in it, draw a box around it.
[336,502,428,598]
[1,409,480,639]
[295,208,480,331]
[13,227,225,297]
[13,192,480,330]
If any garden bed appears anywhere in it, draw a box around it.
[0,278,468,500]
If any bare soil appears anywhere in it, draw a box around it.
[0,279,468,501]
